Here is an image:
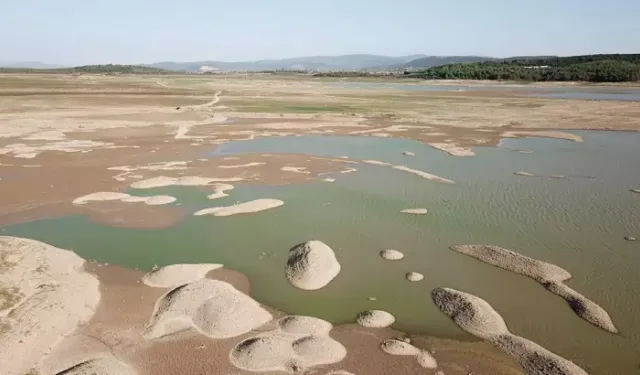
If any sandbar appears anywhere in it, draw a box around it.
[194,198,284,217]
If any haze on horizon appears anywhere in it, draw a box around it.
[2,0,639,66]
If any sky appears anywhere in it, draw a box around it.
[2,0,639,65]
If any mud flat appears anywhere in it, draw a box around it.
[432,287,588,375]
[285,240,341,290]
[450,245,617,333]
[0,237,100,375]
[194,198,284,217]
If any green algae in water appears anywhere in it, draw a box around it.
[4,131,640,375]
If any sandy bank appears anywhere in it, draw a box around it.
[194,198,284,217]
[432,287,588,375]
[502,131,584,143]
[450,245,617,333]
[361,160,455,183]
[73,192,176,206]
[131,175,243,189]
[206,183,234,200]
[428,143,475,156]
[0,237,100,375]
[286,240,341,290]
[400,208,428,215]
[145,278,272,339]
[142,263,223,288]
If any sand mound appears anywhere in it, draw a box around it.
[145,278,272,339]
[400,208,428,215]
[380,338,438,368]
[230,315,346,373]
[73,192,176,206]
[624,236,637,241]
[631,188,640,193]
[432,288,588,375]
[356,310,395,328]
[380,249,404,260]
[406,272,424,282]
[131,176,242,189]
[514,171,535,177]
[278,315,333,335]
[416,351,438,369]
[142,264,223,288]
[285,240,341,290]
[0,237,100,375]
[194,199,284,217]
[380,339,420,355]
[450,245,617,333]
[323,178,336,183]
[402,151,416,156]
[54,357,137,375]
[207,183,235,200]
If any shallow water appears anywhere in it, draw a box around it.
[5,132,640,375]
[330,81,640,101]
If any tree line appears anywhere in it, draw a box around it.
[407,55,640,82]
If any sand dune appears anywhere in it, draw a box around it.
[356,310,395,328]
[72,192,176,206]
[142,264,223,288]
[145,278,272,339]
[230,315,346,373]
[450,245,617,333]
[0,237,100,375]
[432,287,588,375]
[285,240,341,290]
[194,198,284,217]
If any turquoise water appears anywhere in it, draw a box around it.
[4,132,640,375]
[330,82,640,101]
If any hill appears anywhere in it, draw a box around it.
[0,64,174,74]
[147,54,426,72]
[407,54,640,82]
[396,55,494,70]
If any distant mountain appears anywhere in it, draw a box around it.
[0,61,66,69]
[396,56,495,70]
[0,64,172,74]
[146,54,426,72]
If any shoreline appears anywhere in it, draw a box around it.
[0,236,526,375]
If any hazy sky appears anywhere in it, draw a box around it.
[2,0,639,65]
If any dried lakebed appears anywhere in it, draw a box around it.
[3,131,640,375]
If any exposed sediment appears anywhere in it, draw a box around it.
[0,237,101,375]
[380,249,404,260]
[285,240,341,290]
[194,199,284,217]
[145,278,272,339]
[356,310,395,328]
[142,263,223,288]
[361,160,455,183]
[73,192,176,206]
[450,245,617,333]
[432,287,588,375]
[400,208,428,215]
[131,176,243,189]
[406,272,424,282]
[230,315,346,373]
